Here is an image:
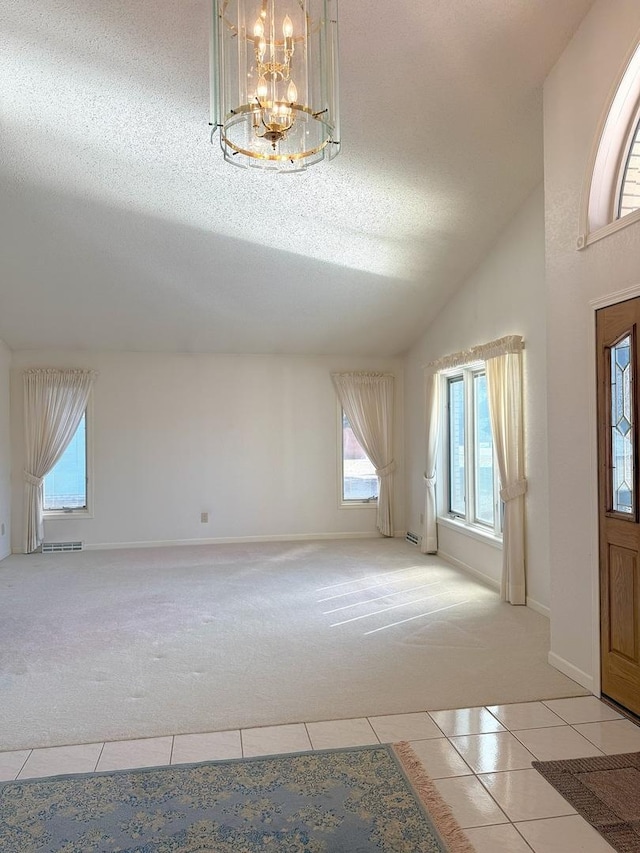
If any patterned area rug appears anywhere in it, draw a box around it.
[533,751,640,853]
[0,743,473,852]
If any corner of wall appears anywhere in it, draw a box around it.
[0,338,12,560]
[403,186,549,608]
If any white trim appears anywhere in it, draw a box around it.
[526,597,550,619]
[44,510,94,520]
[548,651,594,693]
[82,531,384,550]
[588,295,602,704]
[338,501,378,510]
[589,281,640,311]
[395,529,412,539]
[614,102,640,218]
[579,208,640,249]
[438,369,503,539]
[437,549,500,591]
[437,515,502,549]
[579,30,640,247]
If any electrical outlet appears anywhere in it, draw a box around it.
[200,512,209,523]
[0,522,4,536]
[419,513,424,525]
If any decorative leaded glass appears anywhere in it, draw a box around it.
[611,335,634,514]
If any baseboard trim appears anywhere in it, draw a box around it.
[437,550,500,591]
[84,531,383,551]
[548,651,594,692]
[526,597,550,619]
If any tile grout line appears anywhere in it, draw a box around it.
[303,722,313,751]
[366,718,381,744]
[1,696,618,758]
[446,717,607,846]
[14,749,33,780]
[93,743,106,773]
[0,723,626,847]
[7,701,626,852]
[511,819,539,852]
[426,707,602,843]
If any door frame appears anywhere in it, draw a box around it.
[589,281,640,701]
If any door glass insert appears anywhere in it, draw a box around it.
[611,334,634,514]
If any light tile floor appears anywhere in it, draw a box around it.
[3,695,638,851]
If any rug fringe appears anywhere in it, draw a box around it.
[392,742,476,853]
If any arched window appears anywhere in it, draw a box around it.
[580,37,640,248]
[618,113,640,218]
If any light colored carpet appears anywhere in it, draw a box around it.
[0,538,586,751]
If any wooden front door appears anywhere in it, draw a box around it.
[597,297,640,716]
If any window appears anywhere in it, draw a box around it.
[580,39,640,246]
[43,411,88,512]
[618,113,640,219]
[443,367,501,535]
[448,377,465,515]
[609,333,634,515]
[340,409,378,504]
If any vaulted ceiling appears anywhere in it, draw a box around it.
[1,0,594,356]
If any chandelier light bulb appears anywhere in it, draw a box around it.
[253,19,264,38]
[287,81,297,103]
[256,76,268,100]
[282,15,294,38]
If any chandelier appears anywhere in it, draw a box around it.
[210,0,340,172]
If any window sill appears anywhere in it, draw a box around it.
[437,515,502,549]
[579,207,640,249]
[44,510,93,520]
[339,500,378,510]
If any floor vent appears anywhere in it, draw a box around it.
[405,531,420,546]
[42,541,83,553]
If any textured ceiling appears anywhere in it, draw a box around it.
[1,0,594,356]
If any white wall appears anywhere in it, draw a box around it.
[0,339,11,560]
[10,351,404,549]
[404,185,550,609]
[544,1,640,687]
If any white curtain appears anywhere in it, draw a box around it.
[23,369,97,554]
[486,350,527,604]
[421,370,440,554]
[331,372,395,537]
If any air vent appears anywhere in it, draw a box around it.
[405,531,420,546]
[42,541,83,553]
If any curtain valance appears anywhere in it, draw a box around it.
[426,335,524,371]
